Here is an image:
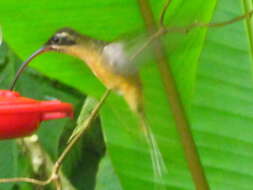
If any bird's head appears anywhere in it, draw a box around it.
[45,27,79,52]
[9,27,84,90]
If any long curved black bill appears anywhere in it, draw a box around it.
[9,46,50,90]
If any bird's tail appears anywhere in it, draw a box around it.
[138,112,167,188]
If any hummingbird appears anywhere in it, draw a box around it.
[11,28,143,112]
[10,27,166,182]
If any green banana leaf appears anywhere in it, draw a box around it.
[0,0,253,189]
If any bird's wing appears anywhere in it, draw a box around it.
[102,32,155,76]
[102,42,138,75]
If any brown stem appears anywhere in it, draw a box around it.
[129,28,164,61]
[0,177,50,186]
[51,89,111,175]
[136,0,210,190]
[165,9,253,34]
[54,177,62,190]
[243,0,253,64]
[159,0,172,27]
[132,8,253,61]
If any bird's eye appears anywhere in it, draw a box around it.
[46,33,76,46]
[52,36,61,44]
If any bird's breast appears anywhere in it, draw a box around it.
[73,46,139,91]
[68,45,142,111]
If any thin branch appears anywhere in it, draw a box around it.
[0,177,50,186]
[165,9,253,34]
[18,135,76,190]
[131,9,253,60]
[129,28,164,61]
[159,0,172,26]
[54,177,62,190]
[136,0,210,189]
[51,89,111,175]
[243,0,253,66]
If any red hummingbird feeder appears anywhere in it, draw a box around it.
[0,90,73,140]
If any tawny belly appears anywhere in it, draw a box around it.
[79,50,142,111]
